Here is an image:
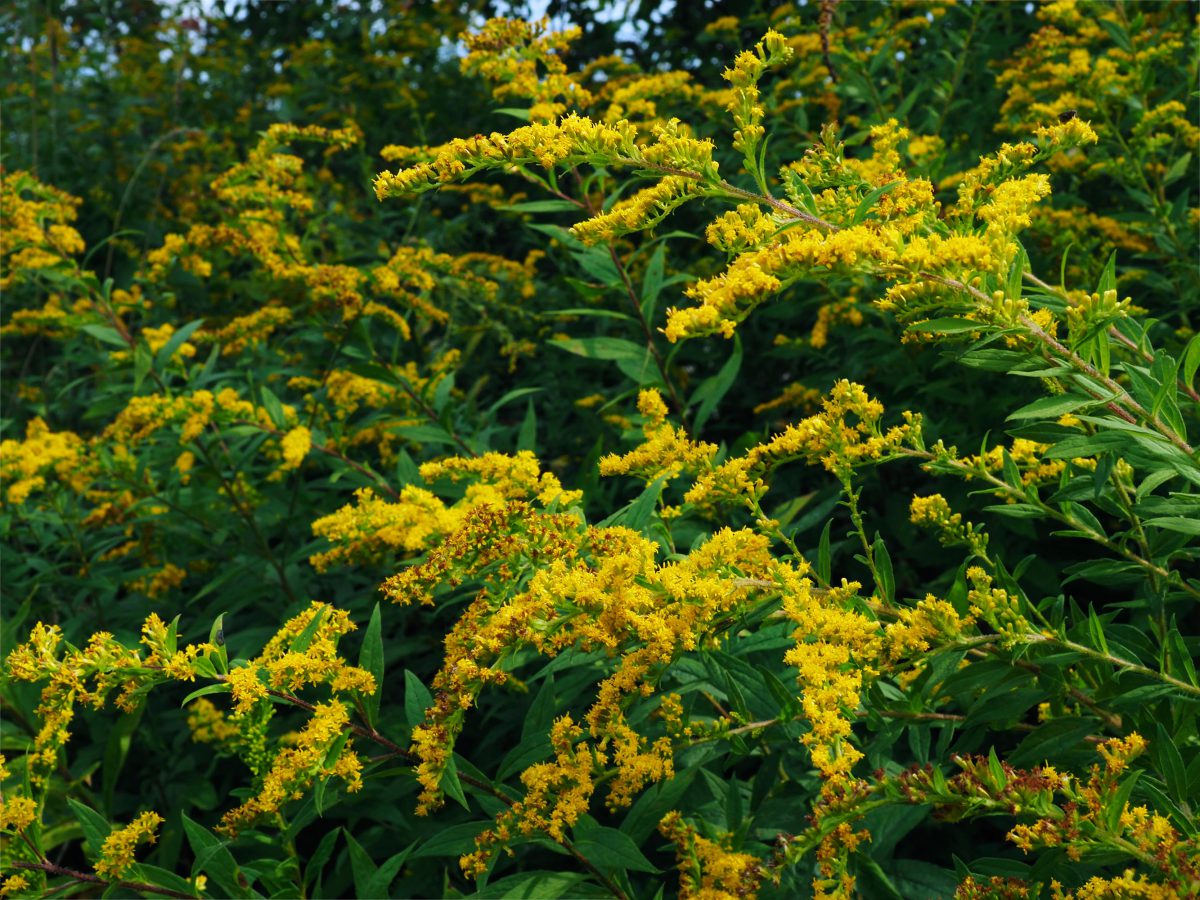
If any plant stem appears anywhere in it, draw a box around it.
[10,860,195,899]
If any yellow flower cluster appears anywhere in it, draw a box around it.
[966,567,1032,646]
[723,30,793,164]
[197,306,293,356]
[883,595,972,662]
[4,616,216,784]
[994,734,1197,888]
[226,602,375,713]
[572,176,703,244]
[686,381,918,509]
[753,381,822,417]
[0,874,31,896]
[598,389,716,487]
[808,295,865,349]
[310,486,460,571]
[0,169,85,291]
[0,773,37,834]
[460,17,592,123]
[954,436,1075,492]
[392,499,789,864]
[95,811,163,880]
[420,450,581,507]
[217,700,363,836]
[909,493,989,557]
[310,451,577,571]
[1055,871,1180,900]
[705,203,780,255]
[665,224,893,342]
[187,698,241,745]
[0,417,87,505]
[463,715,596,876]
[375,115,638,198]
[659,811,763,899]
[599,70,700,127]
[103,387,266,445]
[279,425,312,472]
[143,231,213,281]
[127,562,188,599]
[146,125,370,317]
[782,577,880,787]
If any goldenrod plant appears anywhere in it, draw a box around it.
[2,2,1197,898]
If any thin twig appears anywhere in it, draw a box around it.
[10,860,195,900]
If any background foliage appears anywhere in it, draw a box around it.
[2,1,1198,898]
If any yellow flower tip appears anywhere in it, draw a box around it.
[280,426,312,471]
[95,811,164,881]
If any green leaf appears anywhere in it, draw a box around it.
[122,863,199,896]
[133,342,153,392]
[496,734,553,782]
[259,386,287,429]
[67,799,111,858]
[691,334,742,433]
[182,814,246,899]
[501,200,580,214]
[549,336,648,362]
[1145,516,1200,536]
[853,851,904,900]
[155,318,205,367]
[493,107,531,121]
[366,845,416,898]
[890,860,960,897]
[102,703,145,816]
[906,318,983,335]
[571,246,621,284]
[178,682,231,708]
[518,399,538,452]
[441,755,470,811]
[986,747,1007,789]
[817,519,833,584]
[1005,242,1028,302]
[80,323,129,348]
[341,828,378,898]
[641,243,666,322]
[391,424,460,447]
[1087,607,1110,655]
[1097,17,1134,52]
[404,669,434,728]
[1105,771,1141,832]
[851,181,900,225]
[1153,723,1187,804]
[872,535,894,604]
[410,821,488,858]
[433,370,455,414]
[359,603,384,728]
[547,307,633,321]
[304,828,340,893]
[1165,627,1199,689]
[1180,334,1200,391]
[602,472,668,531]
[466,871,599,899]
[1164,152,1193,186]
[487,387,543,415]
[1097,249,1118,297]
[1008,717,1097,767]
[289,606,325,653]
[620,767,698,845]
[572,818,661,873]
[1007,393,1097,421]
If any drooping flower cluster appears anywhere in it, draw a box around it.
[685,381,919,510]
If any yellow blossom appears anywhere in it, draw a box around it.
[95,811,164,880]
